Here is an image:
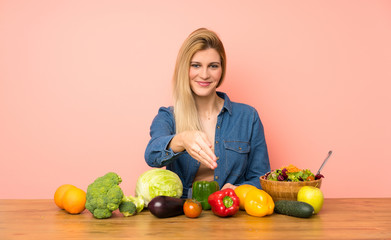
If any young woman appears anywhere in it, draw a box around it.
[144,28,270,198]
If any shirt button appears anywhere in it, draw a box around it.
[166,152,169,156]
[239,147,242,150]
[217,126,220,129]
[215,141,219,144]
[215,176,219,180]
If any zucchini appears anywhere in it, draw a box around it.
[274,200,314,218]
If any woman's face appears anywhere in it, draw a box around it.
[189,48,222,98]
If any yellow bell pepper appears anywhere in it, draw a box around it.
[244,188,274,217]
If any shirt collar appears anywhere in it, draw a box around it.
[217,91,233,115]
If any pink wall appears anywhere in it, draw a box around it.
[1,1,390,199]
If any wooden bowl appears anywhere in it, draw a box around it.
[260,175,322,202]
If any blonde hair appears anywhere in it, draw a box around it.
[172,28,227,133]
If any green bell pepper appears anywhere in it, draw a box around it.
[192,181,220,210]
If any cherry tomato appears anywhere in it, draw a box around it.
[183,199,202,218]
[306,175,315,181]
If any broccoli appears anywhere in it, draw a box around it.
[119,198,137,217]
[85,172,124,219]
[121,195,145,214]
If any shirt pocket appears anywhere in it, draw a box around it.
[224,141,250,177]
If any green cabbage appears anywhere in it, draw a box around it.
[135,169,183,205]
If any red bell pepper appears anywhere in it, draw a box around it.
[208,188,240,217]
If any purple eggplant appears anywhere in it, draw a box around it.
[148,196,185,218]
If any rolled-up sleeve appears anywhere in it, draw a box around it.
[144,107,183,167]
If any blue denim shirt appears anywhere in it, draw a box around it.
[144,92,270,198]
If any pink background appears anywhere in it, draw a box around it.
[1,1,390,199]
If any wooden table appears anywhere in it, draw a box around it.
[0,198,390,239]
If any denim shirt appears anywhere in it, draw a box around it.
[144,92,270,198]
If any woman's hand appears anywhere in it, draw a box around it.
[221,183,237,190]
[169,130,217,169]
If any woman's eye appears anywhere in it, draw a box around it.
[191,64,200,68]
[209,64,219,69]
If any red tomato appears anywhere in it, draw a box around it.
[183,199,202,218]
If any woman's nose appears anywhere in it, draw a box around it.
[199,68,209,79]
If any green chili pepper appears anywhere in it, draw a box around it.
[192,181,219,210]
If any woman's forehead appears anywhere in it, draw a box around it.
[191,48,221,62]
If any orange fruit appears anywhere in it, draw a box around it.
[234,184,258,210]
[54,184,77,209]
[62,187,86,214]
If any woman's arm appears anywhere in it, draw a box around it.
[145,107,217,169]
[169,131,217,169]
[144,107,181,167]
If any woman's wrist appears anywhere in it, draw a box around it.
[169,133,185,153]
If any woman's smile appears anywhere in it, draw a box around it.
[197,81,212,87]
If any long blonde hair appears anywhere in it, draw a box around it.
[172,28,227,133]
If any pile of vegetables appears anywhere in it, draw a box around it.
[83,169,183,219]
[57,167,324,220]
[265,164,324,182]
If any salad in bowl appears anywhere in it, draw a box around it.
[265,164,324,182]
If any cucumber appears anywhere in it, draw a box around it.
[274,200,314,218]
